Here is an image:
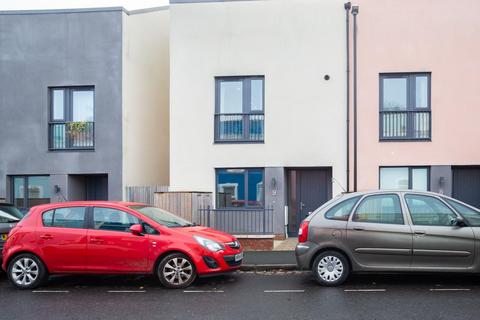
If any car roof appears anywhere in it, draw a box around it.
[340,190,447,197]
[30,201,148,211]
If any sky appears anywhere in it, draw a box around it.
[0,0,169,11]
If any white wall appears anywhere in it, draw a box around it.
[122,8,170,193]
[170,0,347,196]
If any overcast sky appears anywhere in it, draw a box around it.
[0,0,169,11]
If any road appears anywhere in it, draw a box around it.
[1,270,480,320]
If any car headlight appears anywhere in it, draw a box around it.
[194,235,224,252]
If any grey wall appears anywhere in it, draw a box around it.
[430,165,452,196]
[0,9,124,201]
[265,167,286,236]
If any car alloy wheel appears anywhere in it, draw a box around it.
[8,253,47,289]
[312,251,349,287]
[158,253,197,289]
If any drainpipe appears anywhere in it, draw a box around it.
[344,2,351,192]
[352,5,359,192]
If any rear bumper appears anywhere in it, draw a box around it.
[295,242,319,270]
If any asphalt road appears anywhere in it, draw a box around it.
[1,270,480,320]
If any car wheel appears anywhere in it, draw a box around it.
[157,253,197,289]
[8,253,48,290]
[312,251,349,287]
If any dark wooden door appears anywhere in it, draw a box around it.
[85,175,108,201]
[288,168,332,236]
[453,167,480,209]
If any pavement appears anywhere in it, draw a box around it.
[243,250,297,269]
[1,270,480,320]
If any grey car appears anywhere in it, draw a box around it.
[296,190,480,286]
[0,203,23,263]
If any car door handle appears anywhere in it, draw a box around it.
[40,234,53,240]
[353,227,364,231]
[414,230,426,236]
[90,237,104,244]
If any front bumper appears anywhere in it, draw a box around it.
[197,250,243,275]
[295,242,319,270]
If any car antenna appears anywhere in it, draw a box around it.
[331,178,347,193]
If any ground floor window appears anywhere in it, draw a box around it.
[11,175,51,212]
[216,168,264,208]
[379,167,429,191]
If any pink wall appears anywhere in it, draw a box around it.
[354,0,480,190]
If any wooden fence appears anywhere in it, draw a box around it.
[124,186,169,205]
[154,192,212,222]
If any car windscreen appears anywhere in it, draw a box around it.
[129,206,193,228]
[443,198,480,226]
[0,205,23,223]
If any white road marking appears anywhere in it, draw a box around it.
[264,289,305,293]
[344,289,387,292]
[32,290,69,293]
[107,290,146,293]
[429,288,470,292]
[183,290,224,293]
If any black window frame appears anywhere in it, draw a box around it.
[324,196,361,221]
[215,168,265,209]
[379,166,431,191]
[41,207,88,229]
[91,206,142,233]
[10,175,51,212]
[214,76,265,143]
[405,194,458,226]
[379,73,431,141]
[48,86,95,151]
[352,193,405,225]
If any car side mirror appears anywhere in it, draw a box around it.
[129,224,144,236]
[452,216,466,227]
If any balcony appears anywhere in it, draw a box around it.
[380,110,431,140]
[49,121,94,150]
[214,113,264,143]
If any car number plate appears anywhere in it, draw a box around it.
[1,234,7,241]
[234,252,243,262]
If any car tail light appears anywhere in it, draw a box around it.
[298,221,309,243]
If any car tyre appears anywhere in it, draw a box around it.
[7,253,48,290]
[312,251,349,287]
[157,253,197,289]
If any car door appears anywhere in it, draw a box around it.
[37,207,88,272]
[347,194,413,269]
[405,194,475,269]
[86,207,149,273]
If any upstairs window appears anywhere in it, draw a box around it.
[380,73,431,140]
[49,87,95,150]
[215,76,264,143]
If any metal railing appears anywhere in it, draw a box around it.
[49,121,95,150]
[197,206,273,235]
[380,110,430,140]
[215,113,264,142]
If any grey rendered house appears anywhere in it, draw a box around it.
[0,7,170,211]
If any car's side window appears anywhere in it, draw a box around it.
[353,194,404,224]
[42,207,86,229]
[325,196,361,221]
[405,194,457,226]
[42,210,54,227]
[93,207,140,233]
[443,198,480,226]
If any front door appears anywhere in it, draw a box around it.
[405,194,475,269]
[86,207,149,272]
[288,168,332,236]
[346,194,413,268]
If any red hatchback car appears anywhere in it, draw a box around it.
[1,202,243,289]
